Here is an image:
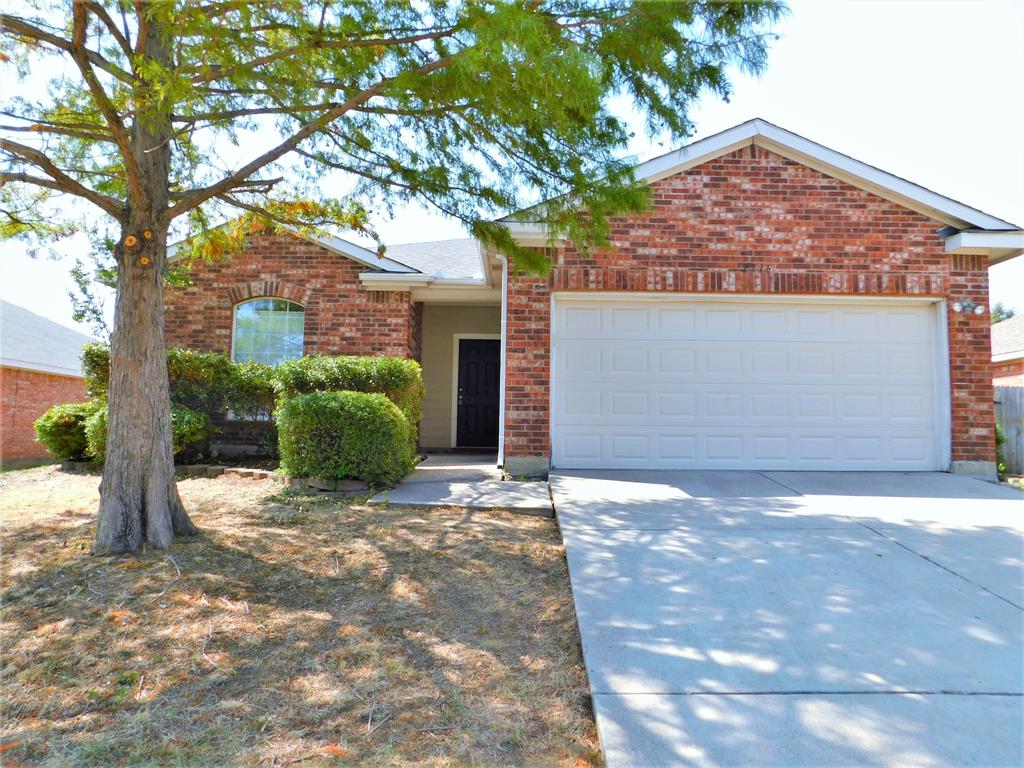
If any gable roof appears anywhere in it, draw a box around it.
[383,238,484,280]
[0,300,94,377]
[166,226,491,281]
[992,314,1024,362]
[502,118,1024,262]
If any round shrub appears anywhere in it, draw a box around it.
[276,391,415,487]
[84,403,209,464]
[33,399,105,460]
[273,356,424,443]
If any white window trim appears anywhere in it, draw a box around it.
[230,296,305,366]
[450,333,502,449]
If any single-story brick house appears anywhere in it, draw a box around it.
[992,315,1024,385]
[165,119,1024,478]
[0,300,92,467]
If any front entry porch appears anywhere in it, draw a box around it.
[418,303,502,451]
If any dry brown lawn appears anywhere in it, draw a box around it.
[0,466,599,767]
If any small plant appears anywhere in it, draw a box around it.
[996,422,1008,479]
[33,400,105,460]
[276,391,415,487]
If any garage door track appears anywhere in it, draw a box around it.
[552,470,1023,767]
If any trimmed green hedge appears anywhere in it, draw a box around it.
[80,346,423,467]
[33,399,105,460]
[84,403,209,464]
[83,345,419,428]
[273,355,424,446]
[276,391,415,487]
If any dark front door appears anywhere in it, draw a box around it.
[456,338,500,448]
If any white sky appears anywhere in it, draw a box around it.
[2,0,1022,335]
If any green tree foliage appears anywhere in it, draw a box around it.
[1,1,784,552]
[991,302,1015,324]
[3,1,785,265]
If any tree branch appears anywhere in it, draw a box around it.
[69,2,143,206]
[0,122,115,143]
[0,141,123,216]
[0,13,133,82]
[0,171,67,193]
[166,54,456,219]
[187,27,457,84]
[83,1,132,57]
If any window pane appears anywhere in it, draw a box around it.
[232,299,304,365]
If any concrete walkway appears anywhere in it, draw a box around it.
[552,470,1024,767]
[368,454,552,516]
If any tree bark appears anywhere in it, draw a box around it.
[92,17,196,555]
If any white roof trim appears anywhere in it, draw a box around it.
[993,350,1024,363]
[314,233,418,273]
[504,118,1022,253]
[358,271,490,292]
[1,359,84,378]
[944,230,1024,264]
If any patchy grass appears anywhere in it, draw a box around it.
[0,466,599,767]
[1003,475,1023,491]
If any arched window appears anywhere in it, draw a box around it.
[232,298,304,366]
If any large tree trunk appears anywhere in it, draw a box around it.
[93,20,196,555]
[93,221,196,554]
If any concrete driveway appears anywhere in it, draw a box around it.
[551,471,1024,767]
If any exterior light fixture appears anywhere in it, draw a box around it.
[951,300,986,315]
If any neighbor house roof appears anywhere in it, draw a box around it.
[501,118,1024,263]
[992,315,1024,362]
[0,300,94,377]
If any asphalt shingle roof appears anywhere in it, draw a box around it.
[382,238,483,280]
[0,300,94,377]
[992,314,1024,359]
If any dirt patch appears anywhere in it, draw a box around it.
[0,466,599,767]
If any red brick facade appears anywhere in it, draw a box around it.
[1,366,86,466]
[503,145,995,467]
[164,232,420,359]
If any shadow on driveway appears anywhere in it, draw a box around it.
[552,470,1024,767]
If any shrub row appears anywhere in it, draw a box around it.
[82,345,423,437]
[83,343,277,418]
[59,345,425,485]
[34,400,208,463]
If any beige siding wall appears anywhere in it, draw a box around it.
[419,304,500,448]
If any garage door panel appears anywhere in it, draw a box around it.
[554,428,938,470]
[551,298,943,471]
[554,384,932,428]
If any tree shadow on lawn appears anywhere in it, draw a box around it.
[0,486,599,767]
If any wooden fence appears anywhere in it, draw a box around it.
[995,386,1024,475]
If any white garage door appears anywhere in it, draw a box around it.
[551,297,946,471]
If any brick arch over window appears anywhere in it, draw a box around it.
[163,232,418,359]
[225,280,311,307]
